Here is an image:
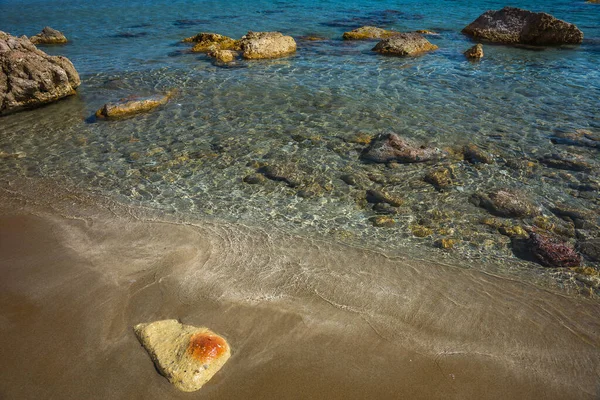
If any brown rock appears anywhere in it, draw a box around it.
[183,33,240,53]
[539,153,593,172]
[239,31,296,59]
[424,168,452,190]
[528,232,582,268]
[373,33,438,56]
[0,31,80,115]
[462,7,583,46]
[134,320,231,392]
[464,43,484,59]
[29,27,68,44]
[343,26,399,40]
[95,92,172,119]
[370,215,395,227]
[366,189,403,207]
[361,133,447,163]
[209,49,237,63]
[463,144,493,164]
[474,189,540,218]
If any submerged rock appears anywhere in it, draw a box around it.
[463,144,493,164]
[258,163,304,187]
[183,33,240,53]
[95,92,172,119]
[462,7,583,46]
[361,133,447,163]
[373,33,438,56]
[370,215,395,227]
[539,153,593,172]
[209,49,238,63]
[343,26,399,40]
[464,43,484,60]
[424,167,452,191]
[239,31,296,59]
[473,189,540,218]
[134,320,231,392]
[578,239,600,261]
[29,27,68,44]
[550,129,600,149]
[366,189,403,206]
[0,31,80,115]
[528,232,582,268]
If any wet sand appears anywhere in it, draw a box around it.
[0,181,599,399]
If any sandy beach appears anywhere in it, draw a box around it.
[0,179,598,399]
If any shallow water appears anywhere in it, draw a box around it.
[1,0,599,292]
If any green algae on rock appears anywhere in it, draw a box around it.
[134,320,231,392]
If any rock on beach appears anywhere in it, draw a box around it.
[134,320,231,392]
[0,31,80,115]
[462,7,583,46]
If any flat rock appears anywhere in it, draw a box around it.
[539,153,593,172]
[0,31,80,115]
[183,33,240,53]
[462,7,583,46]
[373,33,438,56]
[29,27,67,44]
[474,189,540,218]
[361,133,447,163]
[529,232,582,268]
[343,26,399,40]
[134,320,231,392]
[95,92,172,119]
[550,129,600,149]
[464,43,484,59]
[239,31,296,59]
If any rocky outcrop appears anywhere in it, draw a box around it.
[462,7,583,46]
[209,49,237,63]
[0,31,80,115]
[343,26,399,40]
[182,33,240,53]
[473,189,540,218]
[361,133,447,163]
[29,27,68,44]
[464,43,484,60]
[134,320,231,392]
[528,232,582,268]
[239,31,296,59]
[95,92,172,119]
[372,33,438,56]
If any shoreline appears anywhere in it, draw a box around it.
[1,178,599,399]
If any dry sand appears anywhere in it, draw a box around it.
[0,180,599,399]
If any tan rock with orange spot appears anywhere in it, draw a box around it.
[134,320,231,392]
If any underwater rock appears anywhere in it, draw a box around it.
[463,144,493,164]
[415,30,438,35]
[183,33,240,53]
[134,320,231,392]
[464,43,484,60]
[550,129,600,149]
[473,189,540,218]
[366,189,403,206]
[361,133,447,163]
[435,238,457,249]
[411,225,433,237]
[424,167,452,191]
[528,232,582,268]
[578,239,600,261]
[342,26,399,40]
[258,163,304,187]
[462,7,583,46]
[0,31,80,115]
[370,215,395,227]
[239,31,296,59]
[29,27,68,44]
[243,173,265,184]
[373,33,438,56]
[372,202,399,215]
[539,153,593,172]
[209,49,237,63]
[95,92,172,119]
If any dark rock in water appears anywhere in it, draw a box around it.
[528,232,582,268]
[473,189,540,218]
[343,26,399,40]
[464,43,484,60]
[361,133,447,163]
[463,144,493,164]
[550,204,599,229]
[243,174,265,184]
[424,167,452,191]
[174,19,211,26]
[0,31,80,115]
[239,31,297,59]
[258,163,303,187]
[462,7,583,46]
[183,33,240,53]
[366,189,403,206]
[539,153,593,172]
[209,49,238,63]
[578,239,600,261]
[550,129,600,149]
[373,33,438,56]
[29,27,68,44]
[372,202,399,215]
[95,92,172,119]
[369,215,395,227]
[112,32,148,38]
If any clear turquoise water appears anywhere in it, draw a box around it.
[1,0,599,290]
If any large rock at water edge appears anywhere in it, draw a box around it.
[361,133,447,163]
[0,31,80,115]
[373,33,438,56]
[462,7,583,46]
[29,27,68,44]
[343,26,399,40]
[95,92,172,119]
[239,31,296,59]
[134,320,231,392]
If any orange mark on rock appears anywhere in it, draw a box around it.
[188,333,228,363]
